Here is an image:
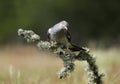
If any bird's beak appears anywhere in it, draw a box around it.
[63,25,67,30]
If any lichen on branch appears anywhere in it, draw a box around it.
[18,28,104,84]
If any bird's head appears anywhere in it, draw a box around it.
[51,20,69,33]
[61,20,68,30]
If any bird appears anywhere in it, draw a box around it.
[47,20,86,52]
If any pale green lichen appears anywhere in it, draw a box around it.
[18,28,40,43]
[18,28,104,84]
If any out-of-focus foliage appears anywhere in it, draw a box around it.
[0,0,120,45]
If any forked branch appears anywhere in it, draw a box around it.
[18,28,104,84]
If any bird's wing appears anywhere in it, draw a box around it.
[66,29,71,42]
[65,29,86,51]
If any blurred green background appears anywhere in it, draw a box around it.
[0,0,120,46]
[0,0,120,84]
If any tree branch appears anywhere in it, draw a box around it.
[18,28,104,84]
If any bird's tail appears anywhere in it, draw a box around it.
[69,42,86,51]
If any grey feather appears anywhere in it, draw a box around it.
[47,20,86,51]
